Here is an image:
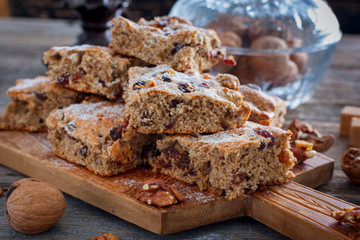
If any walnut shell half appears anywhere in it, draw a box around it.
[5,178,66,235]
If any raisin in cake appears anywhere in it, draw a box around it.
[46,101,155,176]
[43,45,147,100]
[0,76,88,132]
[124,65,251,135]
[110,16,225,72]
[149,121,296,200]
[239,84,287,127]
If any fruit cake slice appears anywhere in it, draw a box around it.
[110,16,225,72]
[239,84,287,127]
[43,45,148,100]
[149,121,296,200]
[46,101,155,176]
[0,76,88,132]
[124,65,251,135]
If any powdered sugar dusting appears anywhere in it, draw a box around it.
[51,44,97,52]
[9,76,51,92]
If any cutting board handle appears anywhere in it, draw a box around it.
[249,181,360,240]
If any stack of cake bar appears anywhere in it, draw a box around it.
[0,16,295,200]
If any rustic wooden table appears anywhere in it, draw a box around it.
[0,18,359,240]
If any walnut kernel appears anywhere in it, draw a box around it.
[136,179,184,207]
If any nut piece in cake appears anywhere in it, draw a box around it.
[136,178,184,207]
[110,16,225,72]
[124,65,251,135]
[239,84,287,127]
[46,101,155,176]
[340,106,360,136]
[43,45,148,100]
[149,121,296,200]
[341,147,360,185]
[0,76,88,132]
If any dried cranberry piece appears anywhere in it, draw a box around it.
[178,82,194,93]
[258,141,266,150]
[72,68,85,82]
[189,169,197,176]
[120,116,129,128]
[35,92,47,101]
[79,146,88,156]
[177,157,190,170]
[171,99,181,108]
[231,173,247,185]
[254,128,275,147]
[224,58,236,66]
[220,122,229,130]
[109,127,122,141]
[98,79,106,87]
[141,111,152,126]
[66,123,76,132]
[159,160,172,169]
[164,121,174,129]
[162,146,180,159]
[56,72,70,85]
[133,80,147,90]
[162,73,172,82]
[198,82,210,89]
[171,43,185,55]
[247,83,261,91]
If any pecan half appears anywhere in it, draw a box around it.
[331,207,360,227]
[288,119,335,152]
[136,179,184,207]
[87,233,119,240]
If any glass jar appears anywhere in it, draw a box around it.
[170,0,342,109]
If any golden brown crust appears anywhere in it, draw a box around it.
[46,101,154,176]
[0,76,87,132]
[150,121,296,200]
[125,65,251,135]
[43,45,147,100]
[110,16,224,72]
[239,85,287,127]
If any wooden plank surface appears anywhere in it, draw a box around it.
[0,18,359,239]
[2,131,359,239]
[0,130,336,236]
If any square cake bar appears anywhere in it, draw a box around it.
[149,121,296,200]
[124,65,251,135]
[46,101,154,176]
[0,76,88,132]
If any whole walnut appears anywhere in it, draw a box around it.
[248,36,291,81]
[341,148,360,184]
[287,38,308,72]
[5,178,66,235]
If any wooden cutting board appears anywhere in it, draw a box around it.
[0,131,359,239]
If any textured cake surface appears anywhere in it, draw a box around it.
[239,85,287,127]
[46,101,154,176]
[149,121,296,200]
[0,76,87,132]
[110,16,225,72]
[43,45,147,100]
[124,65,251,135]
